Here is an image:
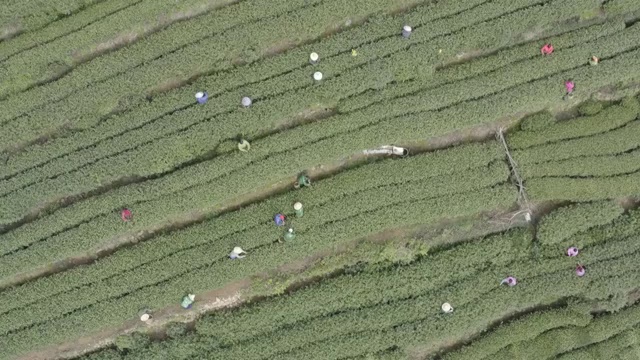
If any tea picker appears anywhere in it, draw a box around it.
[313,71,323,81]
[181,294,196,309]
[309,52,319,65]
[402,25,412,38]
[241,96,252,108]
[121,208,132,222]
[441,302,453,313]
[237,138,251,152]
[229,246,247,259]
[139,308,152,322]
[501,276,517,286]
[294,174,311,189]
[540,43,554,55]
[283,228,296,241]
[293,202,304,217]
[575,265,586,277]
[563,80,575,100]
[274,213,286,226]
[567,247,579,257]
[195,91,208,104]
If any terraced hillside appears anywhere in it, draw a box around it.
[0,0,639,359]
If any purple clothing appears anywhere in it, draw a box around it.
[274,214,286,226]
[501,276,517,286]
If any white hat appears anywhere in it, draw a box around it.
[140,313,150,321]
[441,302,453,313]
[232,246,245,254]
[241,97,252,107]
[188,294,195,301]
[313,72,323,81]
[310,52,319,62]
[195,92,204,99]
[403,25,412,32]
[294,202,303,210]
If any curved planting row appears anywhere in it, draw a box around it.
[2,25,640,280]
[444,302,640,360]
[0,0,107,41]
[2,14,639,228]
[0,0,142,61]
[71,215,640,360]
[537,208,640,259]
[0,0,250,98]
[0,179,515,358]
[223,242,640,360]
[0,12,627,196]
[3,1,616,160]
[0,0,434,142]
[0,0,552,170]
[0,0,331,123]
[509,96,640,202]
[1,38,639,303]
[0,142,508,315]
[536,201,625,245]
[489,305,640,359]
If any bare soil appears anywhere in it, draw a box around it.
[14,205,529,360]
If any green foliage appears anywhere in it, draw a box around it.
[0,0,422,146]
[441,307,593,360]
[519,112,557,132]
[1,0,640,358]
[577,100,605,116]
[165,322,188,339]
[114,332,150,352]
[1,13,622,252]
[0,141,505,283]
[0,0,105,39]
[4,2,638,227]
[508,99,640,150]
[520,149,640,179]
[513,119,640,165]
[0,158,515,356]
[556,329,638,360]
[537,201,625,245]
[500,304,640,359]
[0,0,133,61]
[71,217,640,360]
[537,208,640,259]
[526,172,640,202]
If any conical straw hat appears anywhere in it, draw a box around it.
[233,247,245,254]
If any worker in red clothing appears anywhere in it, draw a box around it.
[121,208,132,222]
[541,44,554,55]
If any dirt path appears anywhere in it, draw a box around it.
[0,115,516,292]
[15,205,529,360]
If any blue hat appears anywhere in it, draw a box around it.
[274,214,286,226]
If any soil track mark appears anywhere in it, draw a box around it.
[0,120,514,290]
[14,205,526,360]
